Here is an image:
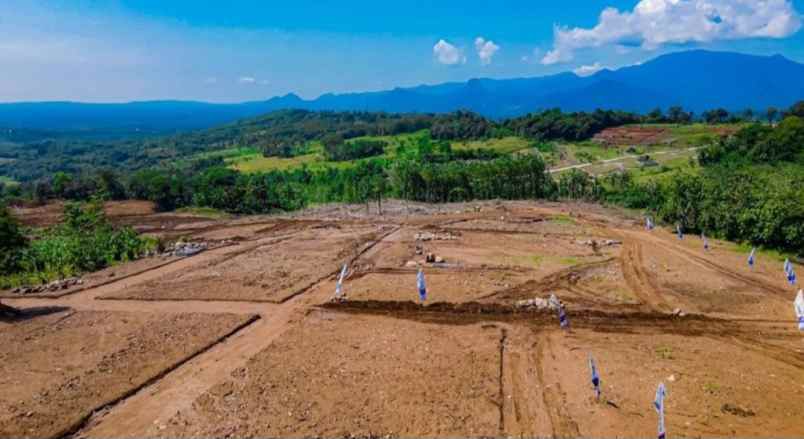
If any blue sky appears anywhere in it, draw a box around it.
[1,0,802,102]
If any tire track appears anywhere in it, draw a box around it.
[620,240,671,312]
[535,333,580,438]
[646,236,792,298]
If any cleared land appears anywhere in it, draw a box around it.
[2,200,802,438]
[0,310,256,439]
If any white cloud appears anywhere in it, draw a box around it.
[542,0,802,64]
[433,39,466,65]
[573,62,605,76]
[520,48,542,64]
[238,76,256,84]
[474,37,500,65]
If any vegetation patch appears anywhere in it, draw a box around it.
[0,201,156,289]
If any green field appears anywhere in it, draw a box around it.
[451,136,533,154]
[0,175,18,185]
[220,130,542,174]
[199,124,739,177]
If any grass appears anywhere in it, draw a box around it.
[451,136,533,154]
[662,123,744,148]
[504,255,544,268]
[227,151,323,173]
[631,151,699,183]
[702,382,721,394]
[0,175,18,185]
[550,214,577,225]
[204,124,735,177]
[655,345,674,360]
[219,130,541,174]
[728,242,793,263]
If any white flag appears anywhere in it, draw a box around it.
[334,264,348,300]
[795,290,804,331]
[654,382,667,439]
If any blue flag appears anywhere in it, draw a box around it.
[334,264,348,300]
[795,291,804,331]
[558,304,569,329]
[589,355,601,398]
[654,383,667,439]
[417,269,427,302]
[748,247,756,268]
[676,224,683,240]
[646,217,654,231]
[785,259,796,285]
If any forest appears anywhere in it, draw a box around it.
[2,103,803,256]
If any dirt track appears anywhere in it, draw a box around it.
[2,200,802,438]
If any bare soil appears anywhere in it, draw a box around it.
[1,199,802,439]
[100,224,386,302]
[160,311,504,438]
[0,309,255,439]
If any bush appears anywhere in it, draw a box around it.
[0,205,27,275]
[0,201,156,288]
[324,138,387,162]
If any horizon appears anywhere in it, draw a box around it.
[0,49,799,106]
[1,0,803,104]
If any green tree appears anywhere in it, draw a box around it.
[0,205,27,274]
[786,101,804,119]
[767,106,779,125]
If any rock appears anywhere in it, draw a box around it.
[425,253,435,263]
[672,308,686,317]
[722,403,755,417]
[414,232,458,242]
[515,297,559,311]
[405,260,418,268]
[173,242,208,257]
[667,374,676,382]
[434,256,445,263]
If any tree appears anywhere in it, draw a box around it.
[786,101,804,119]
[667,106,691,124]
[96,170,127,201]
[702,108,729,124]
[51,172,73,198]
[767,106,779,125]
[0,205,25,316]
[0,205,26,274]
[646,107,664,123]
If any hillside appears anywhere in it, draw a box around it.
[1,50,803,133]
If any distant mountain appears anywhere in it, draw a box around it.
[2,50,803,134]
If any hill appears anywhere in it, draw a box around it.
[1,50,803,134]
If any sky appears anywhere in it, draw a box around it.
[1,0,802,103]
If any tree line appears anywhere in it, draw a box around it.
[4,104,779,183]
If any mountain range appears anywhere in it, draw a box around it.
[2,50,803,134]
